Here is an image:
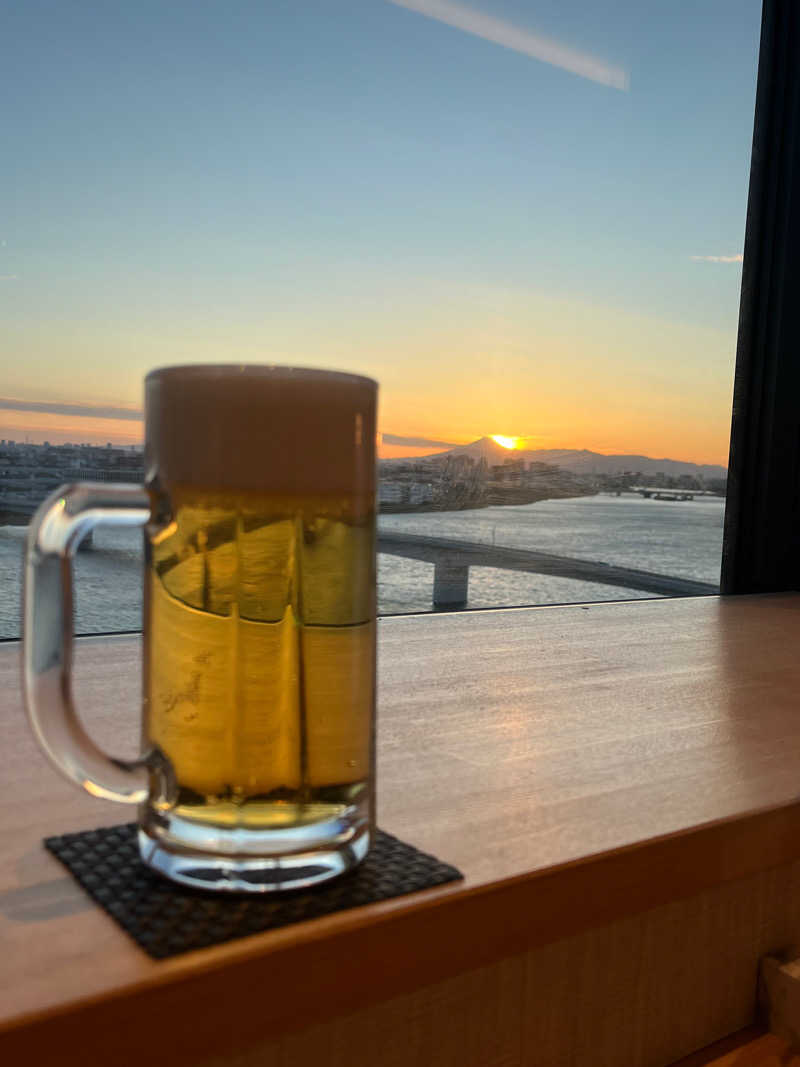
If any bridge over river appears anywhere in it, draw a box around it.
[378,531,717,607]
[1,494,716,608]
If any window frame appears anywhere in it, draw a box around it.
[722,0,800,594]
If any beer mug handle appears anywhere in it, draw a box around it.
[23,483,167,804]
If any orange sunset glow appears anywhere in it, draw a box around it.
[1,276,739,467]
[0,401,733,466]
[0,409,144,446]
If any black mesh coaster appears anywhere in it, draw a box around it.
[45,823,462,959]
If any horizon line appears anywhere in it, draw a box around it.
[0,430,728,469]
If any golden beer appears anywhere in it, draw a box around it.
[143,487,375,836]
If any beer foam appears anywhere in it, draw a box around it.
[145,365,377,494]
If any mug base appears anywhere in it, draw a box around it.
[137,822,371,892]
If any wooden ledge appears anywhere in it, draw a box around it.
[4,594,800,1064]
[671,1029,800,1065]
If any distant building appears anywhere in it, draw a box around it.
[378,483,405,505]
[408,482,434,505]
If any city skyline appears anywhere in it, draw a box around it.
[0,432,728,491]
[2,1,761,467]
[0,402,730,469]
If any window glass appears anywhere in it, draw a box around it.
[1,0,761,635]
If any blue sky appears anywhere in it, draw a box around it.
[1,0,761,460]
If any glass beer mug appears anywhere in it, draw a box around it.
[23,365,377,891]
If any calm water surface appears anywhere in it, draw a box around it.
[0,494,724,638]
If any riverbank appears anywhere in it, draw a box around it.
[379,487,595,514]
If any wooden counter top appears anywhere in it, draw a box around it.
[4,594,800,1063]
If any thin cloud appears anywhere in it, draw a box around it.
[0,275,18,281]
[382,432,458,448]
[387,0,629,90]
[0,397,143,421]
[690,254,743,264]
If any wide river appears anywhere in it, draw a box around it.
[0,493,724,638]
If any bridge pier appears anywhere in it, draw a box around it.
[433,561,469,610]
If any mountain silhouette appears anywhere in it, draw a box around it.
[386,437,727,480]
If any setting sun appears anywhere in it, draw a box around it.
[491,435,521,450]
